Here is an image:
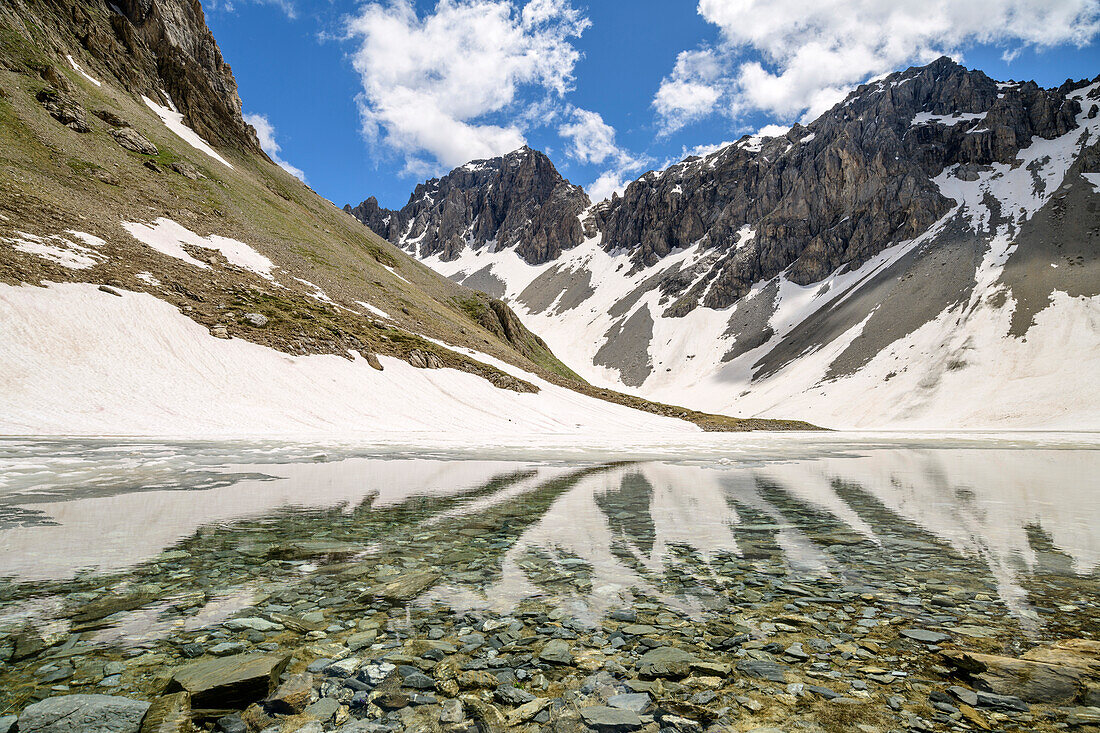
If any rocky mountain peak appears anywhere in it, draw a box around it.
[346,146,591,265]
[590,57,1085,314]
[0,0,259,154]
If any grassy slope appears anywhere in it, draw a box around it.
[0,8,817,432]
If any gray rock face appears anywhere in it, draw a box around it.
[591,56,1082,314]
[345,147,590,265]
[36,89,90,132]
[110,127,159,155]
[18,694,151,733]
[4,0,259,153]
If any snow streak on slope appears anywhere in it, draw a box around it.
[0,282,697,440]
[142,94,234,169]
[427,85,1100,430]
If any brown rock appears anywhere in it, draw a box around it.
[165,653,290,710]
[264,673,314,714]
[140,692,192,733]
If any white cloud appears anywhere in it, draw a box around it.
[653,48,724,134]
[558,108,618,165]
[345,0,589,174]
[210,0,297,19]
[657,0,1100,125]
[555,107,650,202]
[244,113,307,182]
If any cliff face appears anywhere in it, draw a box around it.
[346,146,591,265]
[0,0,260,152]
[591,57,1081,314]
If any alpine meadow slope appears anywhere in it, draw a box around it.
[0,0,813,437]
[349,58,1100,430]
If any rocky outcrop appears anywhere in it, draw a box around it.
[345,147,590,265]
[0,0,260,153]
[593,56,1083,313]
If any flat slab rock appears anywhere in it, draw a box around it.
[636,646,698,678]
[580,705,643,730]
[901,628,951,644]
[359,570,441,602]
[166,652,290,710]
[18,694,151,733]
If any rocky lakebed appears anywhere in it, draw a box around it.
[0,438,1097,733]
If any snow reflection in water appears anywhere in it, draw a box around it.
[0,438,1096,637]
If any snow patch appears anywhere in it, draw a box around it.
[122,218,274,278]
[5,231,104,270]
[65,55,101,87]
[357,301,394,320]
[142,95,233,169]
[0,282,699,439]
[911,111,986,127]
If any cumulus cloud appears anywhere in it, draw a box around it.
[556,107,649,202]
[653,48,724,134]
[656,0,1100,126]
[345,0,589,174]
[245,113,307,182]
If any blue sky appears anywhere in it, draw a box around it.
[204,0,1100,210]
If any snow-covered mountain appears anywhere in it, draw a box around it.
[349,59,1100,429]
[0,0,809,436]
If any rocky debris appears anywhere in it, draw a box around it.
[165,653,290,710]
[406,349,443,370]
[36,89,89,132]
[17,694,150,733]
[110,127,159,155]
[139,692,192,733]
[346,147,591,265]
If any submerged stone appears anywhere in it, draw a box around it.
[18,694,151,733]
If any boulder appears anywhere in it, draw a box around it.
[36,89,89,132]
[637,647,697,678]
[579,705,643,731]
[165,653,290,710]
[735,659,789,683]
[111,127,159,155]
[170,161,201,179]
[264,673,314,714]
[943,639,1100,704]
[18,694,150,733]
[539,639,574,665]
